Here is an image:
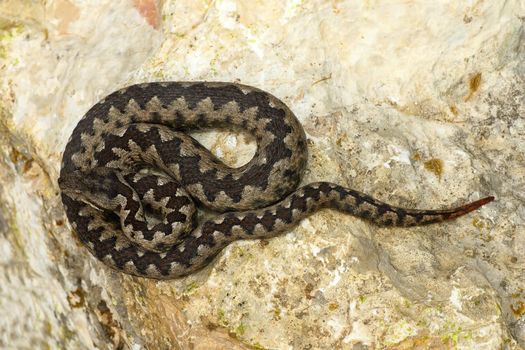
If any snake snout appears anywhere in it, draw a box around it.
[59,168,126,209]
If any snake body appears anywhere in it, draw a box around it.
[58,82,493,279]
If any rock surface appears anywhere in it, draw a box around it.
[0,1,523,349]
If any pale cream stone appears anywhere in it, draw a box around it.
[0,0,522,349]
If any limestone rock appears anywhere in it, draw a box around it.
[0,1,523,349]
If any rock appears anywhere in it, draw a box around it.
[0,0,523,348]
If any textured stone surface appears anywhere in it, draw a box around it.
[0,0,523,349]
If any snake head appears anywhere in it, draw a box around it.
[58,168,129,211]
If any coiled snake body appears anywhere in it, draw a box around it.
[59,82,493,279]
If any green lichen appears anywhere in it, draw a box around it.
[0,23,23,60]
[440,321,465,346]
[182,281,199,295]
[217,308,227,326]
[251,342,268,350]
[402,298,412,308]
[384,319,418,345]
[152,69,166,80]
[234,323,246,336]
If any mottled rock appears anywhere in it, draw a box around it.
[0,1,523,349]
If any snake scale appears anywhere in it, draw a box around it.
[58,82,494,279]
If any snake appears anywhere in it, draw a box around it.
[58,82,494,279]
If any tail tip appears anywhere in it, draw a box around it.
[449,195,495,220]
[479,196,495,206]
[467,196,495,211]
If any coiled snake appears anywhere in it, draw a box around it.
[58,82,493,279]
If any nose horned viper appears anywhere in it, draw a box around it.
[58,82,493,279]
